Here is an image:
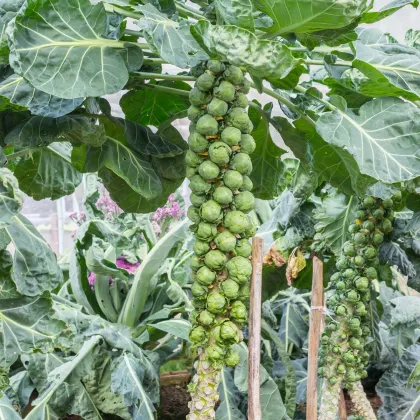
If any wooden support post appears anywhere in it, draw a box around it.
[248,237,264,420]
[339,390,348,420]
[306,254,324,420]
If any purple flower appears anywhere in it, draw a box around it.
[88,272,96,286]
[96,188,122,218]
[151,221,162,234]
[116,256,140,274]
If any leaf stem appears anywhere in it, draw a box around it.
[143,58,167,65]
[6,148,42,160]
[103,3,141,19]
[142,83,191,96]
[131,71,196,82]
[304,59,353,67]
[175,2,205,20]
[294,85,337,112]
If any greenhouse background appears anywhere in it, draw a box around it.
[22,1,420,257]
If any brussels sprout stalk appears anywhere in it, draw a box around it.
[187,60,255,418]
[348,381,377,420]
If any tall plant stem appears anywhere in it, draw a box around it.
[348,382,377,420]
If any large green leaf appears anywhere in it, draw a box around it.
[0,395,21,419]
[316,97,420,184]
[248,103,285,199]
[214,0,265,31]
[0,295,65,368]
[8,0,143,99]
[216,368,246,420]
[4,214,63,296]
[0,168,23,228]
[0,250,20,299]
[360,0,418,24]
[191,20,305,87]
[252,0,368,36]
[136,4,208,68]
[312,188,358,255]
[0,74,83,117]
[150,319,191,342]
[14,143,83,200]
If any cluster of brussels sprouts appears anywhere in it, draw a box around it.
[318,193,400,388]
[186,60,256,369]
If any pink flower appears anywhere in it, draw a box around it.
[151,221,162,234]
[116,256,140,274]
[88,272,96,286]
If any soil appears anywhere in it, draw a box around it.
[158,385,191,420]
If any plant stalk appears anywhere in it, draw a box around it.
[348,381,377,420]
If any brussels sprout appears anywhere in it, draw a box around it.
[224,65,244,85]
[207,60,225,74]
[207,292,227,314]
[356,210,366,220]
[186,166,197,179]
[227,108,250,132]
[189,175,211,195]
[372,232,384,245]
[234,191,255,213]
[244,120,254,134]
[221,279,240,299]
[187,206,201,224]
[198,160,220,180]
[343,351,355,365]
[225,349,241,367]
[348,317,361,330]
[189,122,197,132]
[196,71,216,91]
[343,269,356,279]
[190,193,207,208]
[234,93,249,108]
[225,210,250,234]
[337,364,346,374]
[191,281,208,299]
[235,239,252,258]
[189,87,212,106]
[196,222,218,242]
[354,232,367,244]
[185,150,203,167]
[190,326,208,344]
[206,343,225,361]
[237,283,250,302]
[214,80,236,102]
[346,290,359,303]
[209,141,232,165]
[196,265,217,286]
[349,337,362,350]
[240,134,256,154]
[362,221,375,231]
[224,170,244,189]
[354,302,367,316]
[227,256,252,284]
[221,127,241,146]
[382,198,393,209]
[392,190,402,202]
[361,326,371,337]
[205,250,227,270]
[336,281,346,291]
[363,246,376,260]
[213,186,233,205]
[328,376,338,385]
[336,258,348,270]
[190,254,204,271]
[218,320,240,344]
[345,369,359,383]
[381,218,393,233]
[230,300,247,322]
[354,277,369,291]
[193,240,211,257]
[192,299,206,309]
[364,267,377,280]
[318,367,326,377]
[373,208,384,220]
[344,243,356,257]
[330,272,340,282]
[335,305,347,316]
[240,176,253,192]
[354,256,365,267]
[188,132,209,153]
[348,224,360,234]
[188,105,204,122]
[240,78,251,94]
[207,97,229,117]
[231,153,252,175]
[362,196,376,208]
[196,114,219,136]
[198,310,215,326]
[215,230,237,252]
[200,200,222,223]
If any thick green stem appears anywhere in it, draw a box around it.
[319,381,342,420]
[294,84,337,112]
[142,83,190,96]
[348,381,377,420]
[131,71,196,82]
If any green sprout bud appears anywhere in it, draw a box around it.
[221,279,240,299]
[190,193,207,207]
[225,349,241,367]
[362,196,376,208]
[240,134,256,154]
[363,221,375,231]
[188,105,204,122]
[234,191,255,213]
[189,175,211,195]
[364,267,377,280]
[354,232,367,245]
[335,305,347,316]
[235,239,252,258]
[240,176,253,192]
[206,343,225,361]
[190,326,208,344]
[337,364,346,374]
[193,240,211,256]
[224,170,244,189]
[230,300,247,323]
[363,246,376,260]
[227,256,252,284]
[198,310,215,326]
[207,292,227,314]
[200,200,222,223]
[381,218,393,233]
[196,71,216,91]
[372,232,384,245]
[382,198,393,209]
[198,160,220,180]
[373,208,384,220]
[354,302,367,316]
[218,320,240,344]
[207,60,225,74]
[348,317,361,330]
[328,376,338,385]
[343,351,355,365]
[345,369,359,383]
[356,210,366,220]
[196,114,219,136]
[214,80,236,102]
[330,273,340,282]
[190,254,204,271]
[344,243,356,257]
[196,222,218,242]
[343,268,356,279]
[209,141,232,165]
[191,281,208,299]
[185,150,203,167]
[221,127,242,146]
[224,65,244,85]
[354,277,369,291]
[227,108,251,132]
[208,97,229,117]
[215,230,237,252]
[188,132,209,153]
[349,337,362,349]
[187,206,201,224]
[361,326,371,337]
[336,258,349,270]
[189,87,212,106]
[241,79,251,94]
[204,250,227,270]
[346,290,359,303]
[354,256,365,267]
[186,166,197,179]
[230,153,253,175]
[235,93,249,108]
[196,266,217,286]
[225,210,250,234]
[336,281,346,291]
[237,283,250,302]
[213,186,233,205]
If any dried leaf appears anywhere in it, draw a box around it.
[286,248,306,285]
[263,242,287,267]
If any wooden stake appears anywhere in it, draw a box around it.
[248,237,264,420]
[306,254,324,420]
[338,390,348,420]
